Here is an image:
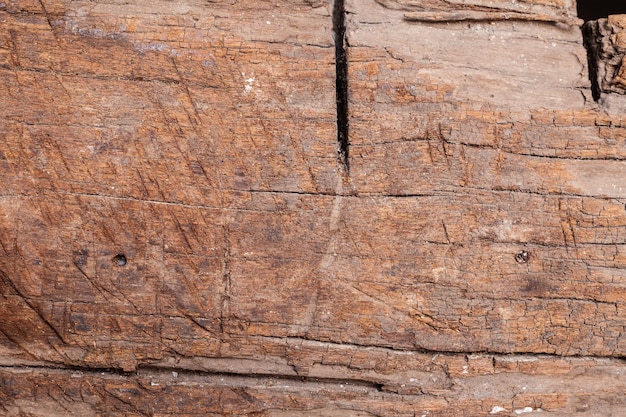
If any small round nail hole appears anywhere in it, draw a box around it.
[515,250,529,264]
[112,254,127,266]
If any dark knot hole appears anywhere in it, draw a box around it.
[112,254,127,267]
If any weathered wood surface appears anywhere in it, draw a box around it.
[2,0,626,415]
[2,355,626,416]
[584,14,626,100]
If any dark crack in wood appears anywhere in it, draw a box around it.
[333,0,349,171]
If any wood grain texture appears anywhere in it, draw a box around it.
[2,0,626,414]
[2,354,626,416]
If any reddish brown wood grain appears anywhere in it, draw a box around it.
[2,0,626,415]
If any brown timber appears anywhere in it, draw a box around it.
[1,0,626,415]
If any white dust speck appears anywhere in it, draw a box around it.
[244,76,255,93]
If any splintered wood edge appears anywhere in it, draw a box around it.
[404,11,584,26]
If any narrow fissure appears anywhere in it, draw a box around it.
[581,21,601,101]
[333,0,349,171]
[0,363,384,392]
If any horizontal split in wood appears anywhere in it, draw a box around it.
[403,11,583,26]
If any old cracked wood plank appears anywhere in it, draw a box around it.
[2,0,626,415]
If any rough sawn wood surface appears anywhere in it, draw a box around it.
[2,0,626,415]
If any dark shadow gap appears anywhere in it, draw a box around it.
[582,21,602,101]
[333,0,349,171]
[577,0,626,22]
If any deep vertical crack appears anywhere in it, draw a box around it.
[582,20,602,102]
[333,0,349,171]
